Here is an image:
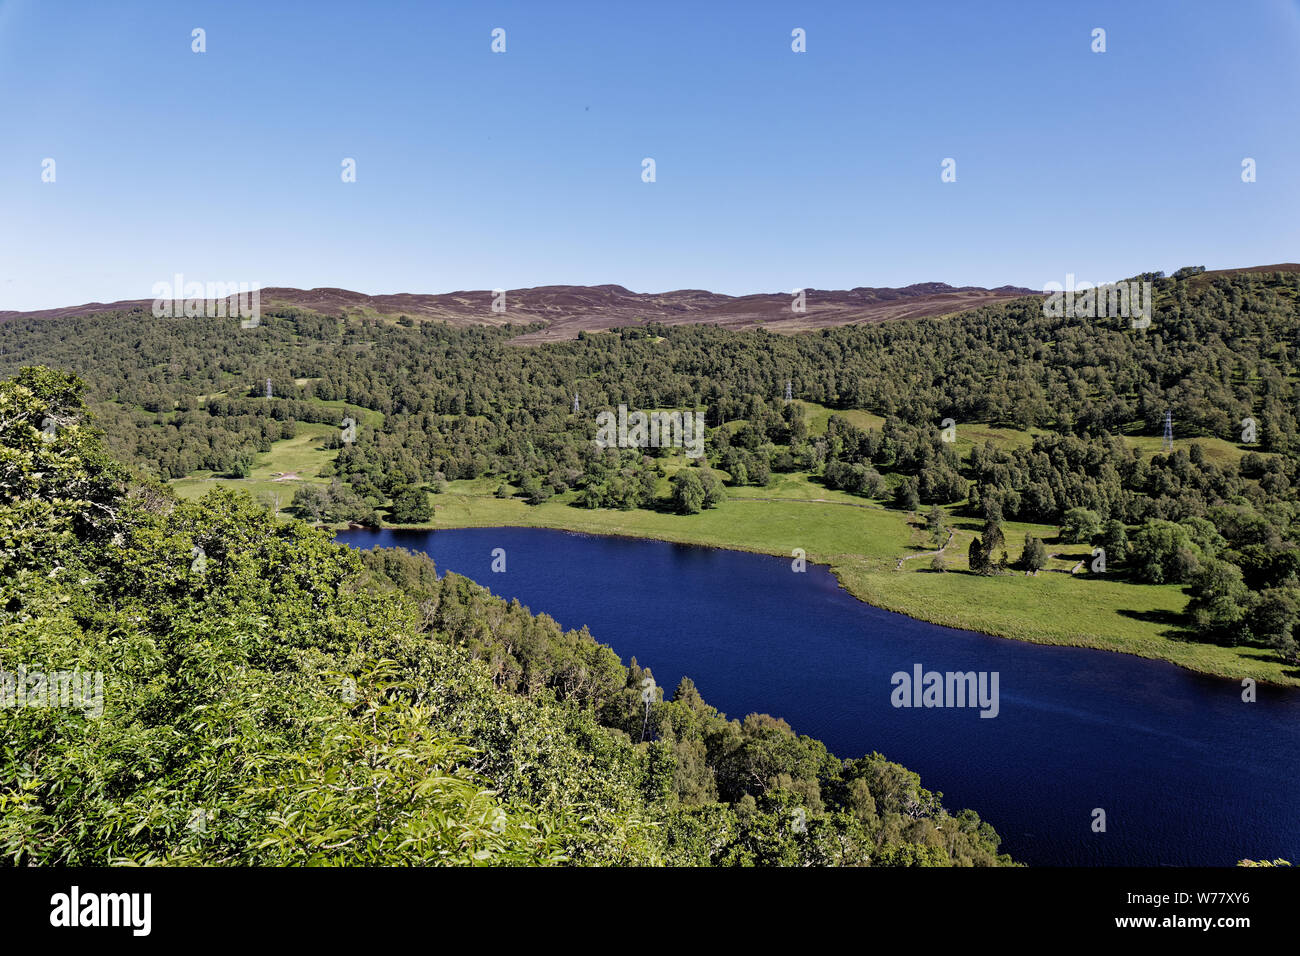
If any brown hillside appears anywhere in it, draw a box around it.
[0,282,1041,342]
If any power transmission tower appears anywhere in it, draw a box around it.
[573,394,579,413]
[1162,409,1173,453]
[784,381,793,402]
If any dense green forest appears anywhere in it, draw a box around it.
[0,367,1011,865]
[2,268,1298,667]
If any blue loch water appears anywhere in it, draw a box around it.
[336,526,1300,866]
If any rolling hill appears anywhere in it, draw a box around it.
[0,280,1041,341]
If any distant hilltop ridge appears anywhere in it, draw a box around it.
[0,280,1039,341]
[4,264,1295,341]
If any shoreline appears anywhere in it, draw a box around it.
[332,497,1299,690]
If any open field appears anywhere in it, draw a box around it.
[800,400,1263,464]
[799,401,886,435]
[170,421,338,505]
[1121,431,1258,464]
[408,481,1297,687]
[168,412,1296,687]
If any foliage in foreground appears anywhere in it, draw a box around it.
[0,368,1011,866]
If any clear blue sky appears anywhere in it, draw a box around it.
[2,0,1297,310]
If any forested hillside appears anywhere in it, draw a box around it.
[0,367,1010,865]
[2,268,1298,668]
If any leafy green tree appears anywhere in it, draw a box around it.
[1099,519,1130,564]
[1060,507,1102,544]
[1020,534,1048,572]
[671,470,705,514]
[1248,588,1299,661]
[967,502,1005,575]
[981,501,1005,554]
[1129,520,1200,584]
[518,475,553,506]
[1187,559,1251,640]
[389,485,433,523]
[291,483,328,521]
[894,478,920,512]
[698,468,725,509]
[925,505,945,534]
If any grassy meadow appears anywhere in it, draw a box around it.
[167,406,1297,687]
[170,421,338,510]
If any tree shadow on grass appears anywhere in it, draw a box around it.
[1233,644,1300,681]
[1186,640,1300,681]
[1114,608,1296,680]
[1116,607,1191,640]
[1113,582,1200,641]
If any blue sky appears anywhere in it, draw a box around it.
[1,0,1297,309]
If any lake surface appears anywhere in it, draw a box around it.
[336,526,1300,866]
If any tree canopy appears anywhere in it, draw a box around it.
[0,369,1010,866]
